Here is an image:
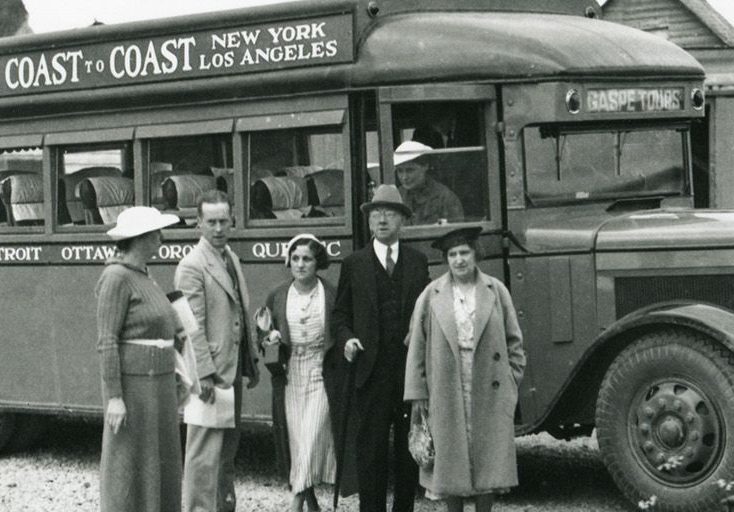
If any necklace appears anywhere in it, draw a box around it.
[292,283,320,324]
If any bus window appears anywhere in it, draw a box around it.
[147,134,233,227]
[56,144,133,226]
[0,148,43,227]
[524,126,686,205]
[58,144,134,226]
[390,101,488,225]
[246,124,345,224]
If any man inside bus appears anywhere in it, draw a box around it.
[394,141,464,225]
[411,102,458,149]
[175,189,260,512]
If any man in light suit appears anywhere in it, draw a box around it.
[333,184,430,512]
[175,190,259,512]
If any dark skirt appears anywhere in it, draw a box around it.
[100,372,182,512]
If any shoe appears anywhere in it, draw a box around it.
[305,488,320,512]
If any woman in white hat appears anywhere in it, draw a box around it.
[95,206,181,512]
[255,234,338,512]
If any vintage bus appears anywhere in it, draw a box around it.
[0,0,728,510]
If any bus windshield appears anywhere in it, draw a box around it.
[524,125,687,205]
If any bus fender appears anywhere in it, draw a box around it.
[539,300,734,436]
[598,300,734,352]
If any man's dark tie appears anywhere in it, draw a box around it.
[224,251,239,291]
[385,246,395,277]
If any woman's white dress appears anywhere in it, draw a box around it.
[284,280,337,493]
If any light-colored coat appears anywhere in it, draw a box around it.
[174,237,258,387]
[404,271,526,496]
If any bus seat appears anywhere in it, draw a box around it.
[149,162,174,209]
[0,170,36,224]
[0,173,44,226]
[210,167,235,204]
[64,166,122,224]
[250,176,309,220]
[308,169,344,217]
[161,174,216,224]
[251,166,274,184]
[78,176,134,225]
[281,165,322,178]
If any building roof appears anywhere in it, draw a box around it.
[0,0,29,38]
[679,0,734,45]
[601,0,734,46]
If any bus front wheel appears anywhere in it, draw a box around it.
[596,330,734,512]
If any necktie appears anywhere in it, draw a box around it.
[385,246,395,277]
[224,251,239,292]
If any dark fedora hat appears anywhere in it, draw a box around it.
[360,184,412,218]
[431,226,483,251]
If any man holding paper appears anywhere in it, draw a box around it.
[175,190,260,512]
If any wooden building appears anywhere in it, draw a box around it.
[0,0,31,38]
[602,0,734,208]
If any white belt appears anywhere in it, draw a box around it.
[123,338,174,349]
[292,343,323,356]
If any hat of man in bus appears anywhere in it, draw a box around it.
[431,226,483,251]
[106,206,180,240]
[393,140,435,167]
[360,184,412,218]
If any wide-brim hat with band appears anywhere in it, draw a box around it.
[106,206,180,240]
[283,233,324,266]
[431,226,483,251]
[393,140,435,167]
[360,184,412,218]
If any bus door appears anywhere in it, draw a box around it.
[358,84,504,279]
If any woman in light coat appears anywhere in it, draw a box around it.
[404,227,526,512]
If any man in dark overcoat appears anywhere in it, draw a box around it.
[332,184,430,512]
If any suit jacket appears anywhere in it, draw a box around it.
[332,242,430,389]
[174,237,258,387]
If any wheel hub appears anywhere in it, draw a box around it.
[633,381,721,484]
[657,416,685,449]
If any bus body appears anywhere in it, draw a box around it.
[0,1,728,509]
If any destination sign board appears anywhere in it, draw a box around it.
[0,239,348,264]
[0,13,353,98]
[586,88,684,113]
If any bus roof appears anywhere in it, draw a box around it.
[0,0,703,116]
[352,13,704,85]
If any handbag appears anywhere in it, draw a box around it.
[254,306,284,375]
[408,404,435,469]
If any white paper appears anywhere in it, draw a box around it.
[170,295,199,334]
[183,386,236,429]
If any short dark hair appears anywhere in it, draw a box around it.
[197,189,231,217]
[287,238,329,270]
[441,238,483,263]
[115,237,134,252]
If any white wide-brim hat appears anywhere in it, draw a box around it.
[106,206,180,240]
[393,140,435,167]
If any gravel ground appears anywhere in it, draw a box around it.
[0,417,635,512]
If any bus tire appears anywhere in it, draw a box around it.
[596,329,734,512]
[0,413,16,452]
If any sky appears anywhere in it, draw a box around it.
[23,0,291,33]
[21,0,734,34]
